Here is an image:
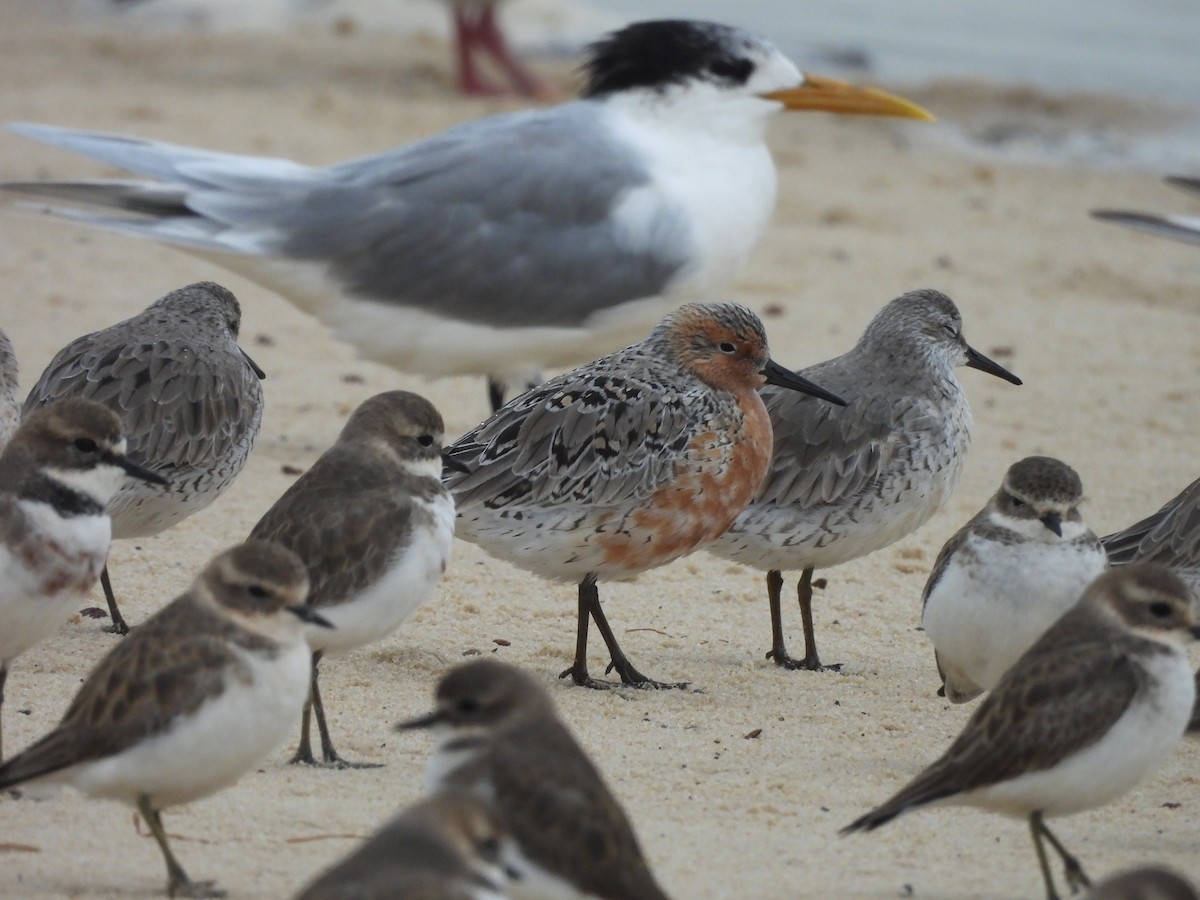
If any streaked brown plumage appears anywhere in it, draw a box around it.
[0,540,329,898]
[249,391,456,768]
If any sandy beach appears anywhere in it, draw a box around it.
[1,3,1199,898]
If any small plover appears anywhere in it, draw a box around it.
[0,540,330,898]
[712,288,1021,670]
[922,456,1107,702]
[843,565,1199,900]
[294,793,510,900]
[249,391,456,768]
[399,659,672,899]
[0,398,164,759]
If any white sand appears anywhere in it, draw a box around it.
[1,3,1199,898]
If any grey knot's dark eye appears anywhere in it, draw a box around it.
[719,342,736,354]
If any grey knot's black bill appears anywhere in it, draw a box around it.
[965,345,1022,385]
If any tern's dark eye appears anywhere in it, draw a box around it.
[456,698,480,715]
[74,437,98,454]
[1149,602,1174,619]
[718,341,737,354]
[707,57,753,82]
[417,434,435,447]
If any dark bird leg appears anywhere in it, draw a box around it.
[1029,811,1061,900]
[765,568,840,671]
[137,794,224,899]
[0,665,6,761]
[1031,812,1091,896]
[99,565,131,635]
[560,577,608,688]
[289,652,320,765]
[292,651,380,769]
[558,576,687,690]
[486,377,508,413]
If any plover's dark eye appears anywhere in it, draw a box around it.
[248,584,269,598]
[718,342,736,354]
[74,437,99,453]
[1149,602,1174,618]
[455,697,480,715]
[417,434,435,447]
[1010,497,1024,508]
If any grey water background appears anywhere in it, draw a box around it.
[585,0,1200,168]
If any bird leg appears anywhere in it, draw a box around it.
[1032,812,1091,895]
[486,377,508,413]
[136,794,225,899]
[0,665,6,761]
[559,581,603,687]
[764,568,840,671]
[452,6,507,97]
[473,3,549,98]
[291,652,380,769]
[99,565,130,635]
[1029,811,1061,900]
[560,578,688,690]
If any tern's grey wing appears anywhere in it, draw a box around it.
[445,363,699,510]
[754,381,900,508]
[0,596,262,787]
[275,106,690,328]
[249,448,425,608]
[25,331,262,475]
[1103,477,1200,569]
[8,110,695,330]
[488,721,670,900]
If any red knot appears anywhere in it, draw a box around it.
[446,301,844,689]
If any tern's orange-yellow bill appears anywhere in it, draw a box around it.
[762,74,934,120]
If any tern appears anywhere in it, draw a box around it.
[3,19,932,409]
